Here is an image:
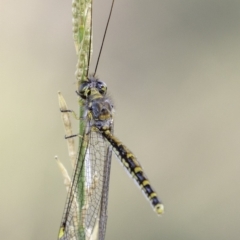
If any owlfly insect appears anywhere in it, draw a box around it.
[57,1,164,239]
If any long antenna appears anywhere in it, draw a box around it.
[93,0,115,77]
[86,1,93,78]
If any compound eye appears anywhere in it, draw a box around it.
[79,82,91,99]
[96,81,107,95]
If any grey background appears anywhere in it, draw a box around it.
[1,0,240,239]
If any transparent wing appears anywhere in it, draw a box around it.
[98,126,113,240]
[84,130,111,239]
[58,129,87,240]
[59,127,112,240]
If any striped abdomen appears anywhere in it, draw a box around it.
[101,129,164,215]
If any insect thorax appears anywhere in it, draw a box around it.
[84,86,114,132]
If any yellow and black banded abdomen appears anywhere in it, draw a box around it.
[102,129,164,215]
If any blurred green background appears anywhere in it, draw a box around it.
[1,0,240,239]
